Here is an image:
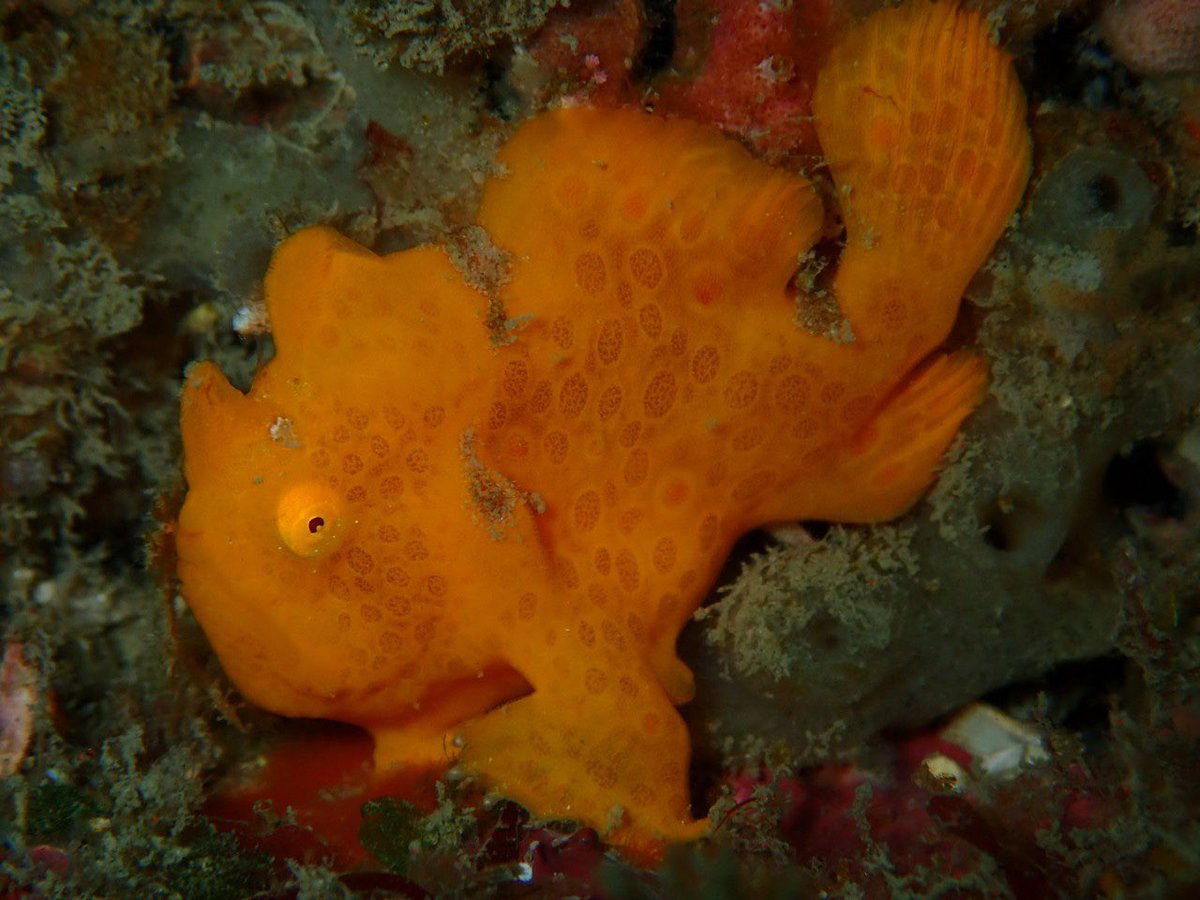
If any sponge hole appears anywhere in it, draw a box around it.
[978,493,1046,553]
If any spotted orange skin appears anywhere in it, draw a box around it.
[178,1,1029,859]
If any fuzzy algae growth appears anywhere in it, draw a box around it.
[176,0,1029,857]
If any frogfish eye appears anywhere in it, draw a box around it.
[276,483,344,557]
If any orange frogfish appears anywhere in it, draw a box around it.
[177,0,1030,858]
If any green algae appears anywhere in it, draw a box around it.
[359,785,476,881]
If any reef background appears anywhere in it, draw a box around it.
[1,1,1198,897]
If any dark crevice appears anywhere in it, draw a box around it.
[483,57,521,121]
[800,520,831,541]
[700,528,778,605]
[1166,217,1197,247]
[632,0,677,83]
[981,656,1126,743]
[688,750,724,820]
[1103,442,1188,520]
[1026,8,1135,107]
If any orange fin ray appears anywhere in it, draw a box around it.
[814,0,1031,348]
[790,351,988,523]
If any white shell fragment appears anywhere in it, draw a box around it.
[941,702,1050,779]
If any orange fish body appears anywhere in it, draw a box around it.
[178,0,1029,857]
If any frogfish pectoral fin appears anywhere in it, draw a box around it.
[798,350,988,523]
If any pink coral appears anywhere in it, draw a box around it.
[721,725,1119,899]
[524,0,645,104]
[0,643,36,777]
[1100,0,1200,76]
[654,0,841,162]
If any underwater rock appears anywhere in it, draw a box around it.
[1099,0,1200,77]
